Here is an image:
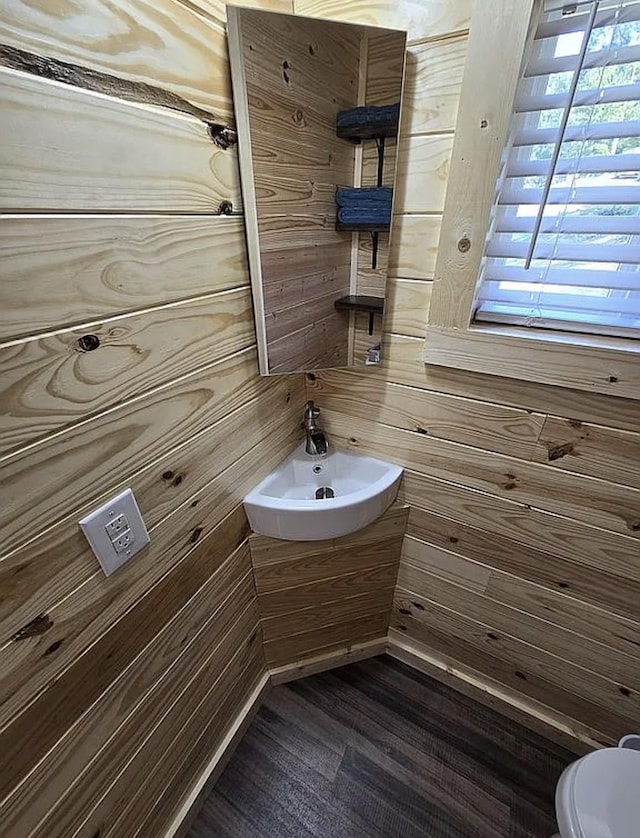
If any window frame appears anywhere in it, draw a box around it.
[423,0,640,399]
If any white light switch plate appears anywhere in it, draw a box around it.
[79,488,150,576]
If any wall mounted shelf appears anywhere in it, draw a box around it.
[334,294,384,335]
[335,221,390,233]
[336,122,399,141]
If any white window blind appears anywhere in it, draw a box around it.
[475,0,640,338]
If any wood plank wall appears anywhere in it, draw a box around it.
[0,1,305,836]
[249,503,408,670]
[300,0,640,749]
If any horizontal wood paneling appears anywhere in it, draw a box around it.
[261,588,395,641]
[0,287,254,455]
[1,347,268,556]
[309,369,546,457]
[250,503,408,566]
[370,333,640,431]
[388,621,624,746]
[307,0,640,752]
[0,0,288,119]
[402,34,467,134]
[390,599,637,742]
[258,563,400,618]
[0,215,249,340]
[325,410,640,539]
[106,634,266,838]
[398,552,640,689]
[0,2,298,833]
[253,537,402,593]
[0,418,301,729]
[394,135,453,213]
[0,507,252,807]
[263,611,390,667]
[533,415,640,489]
[400,469,640,583]
[0,68,240,212]
[293,0,472,41]
[250,505,407,668]
[383,277,431,336]
[1,541,260,836]
[388,214,441,279]
[406,506,640,622]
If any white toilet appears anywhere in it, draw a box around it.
[552,746,640,837]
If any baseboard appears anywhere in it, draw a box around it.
[387,634,605,755]
[165,672,271,838]
[269,637,388,685]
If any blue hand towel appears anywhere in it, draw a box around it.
[336,103,400,130]
[336,186,392,207]
[338,206,391,225]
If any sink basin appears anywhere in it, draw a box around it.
[243,443,403,541]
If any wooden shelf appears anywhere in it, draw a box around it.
[335,221,390,233]
[336,122,398,141]
[334,295,384,314]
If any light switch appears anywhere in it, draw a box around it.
[79,488,150,576]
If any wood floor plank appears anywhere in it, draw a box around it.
[189,656,573,838]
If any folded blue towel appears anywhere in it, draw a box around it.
[338,206,391,225]
[336,186,392,207]
[337,103,400,130]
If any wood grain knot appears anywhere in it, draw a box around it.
[11,613,53,641]
[502,473,517,490]
[514,670,527,680]
[77,334,100,352]
[457,237,471,253]
[282,60,290,84]
[217,200,233,215]
[43,639,64,657]
[207,124,237,149]
[412,602,424,611]
[609,375,618,383]
[308,44,315,55]
[398,608,411,615]
[547,442,574,461]
[480,119,488,128]
[619,686,631,696]
[162,470,175,481]
[190,526,204,544]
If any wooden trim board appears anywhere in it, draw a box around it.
[164,672,271,838]
[387,637,597,756]
[422,0,640,400]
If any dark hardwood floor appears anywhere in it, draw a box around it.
[188,655,575,837]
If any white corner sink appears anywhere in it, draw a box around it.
[243,443,403,541]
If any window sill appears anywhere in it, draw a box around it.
[423,324,640,400]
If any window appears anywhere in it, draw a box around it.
[475,0,640,339]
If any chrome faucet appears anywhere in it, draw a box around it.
[304,400,329,456]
